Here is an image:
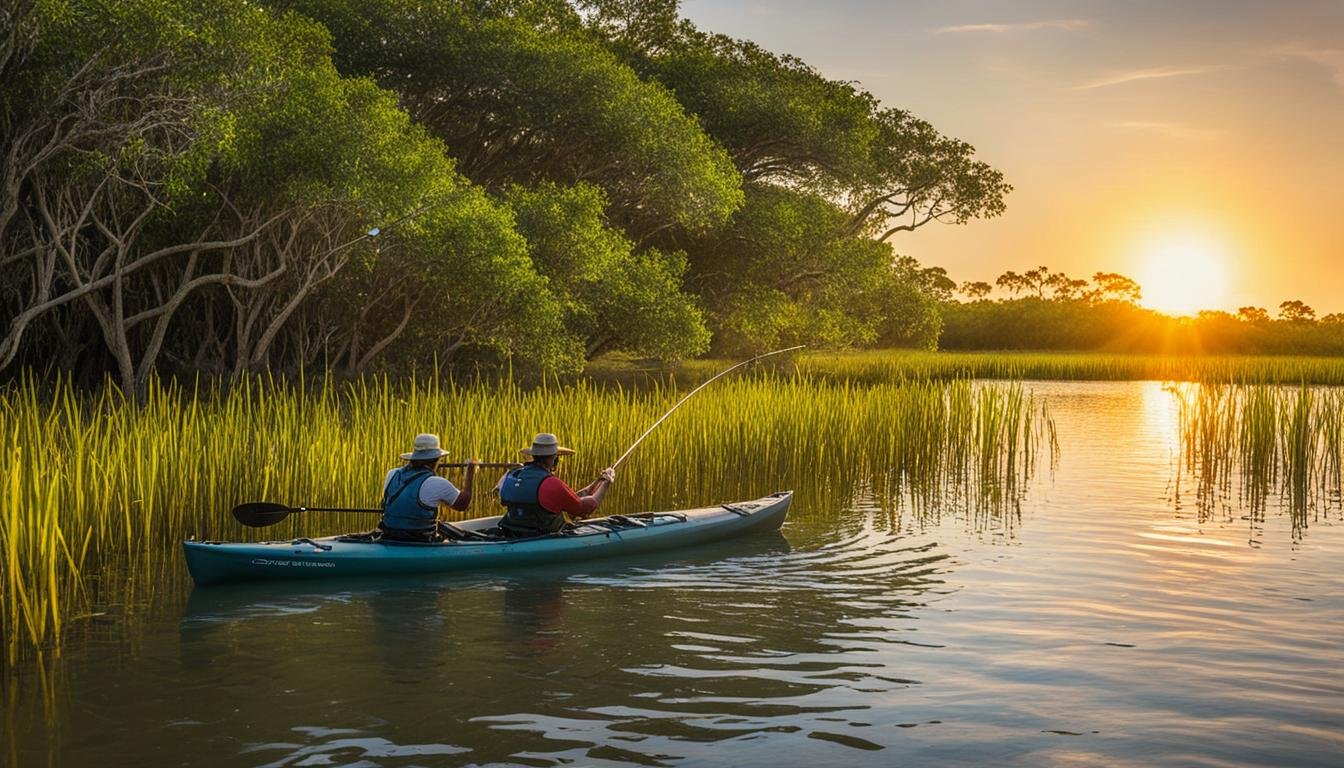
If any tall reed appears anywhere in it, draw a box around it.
[0,372,1052,665]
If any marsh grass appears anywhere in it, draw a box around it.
[591,350,1344,386]
[1172,382,1344,539]
[1,371,1052,666]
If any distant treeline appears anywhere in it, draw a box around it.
[0,0,1008,396]
[941,267,1344,355]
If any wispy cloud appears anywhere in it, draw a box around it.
[935,19,1090,35]
[1276,47,1344,89]
[1075,65,1223,90]
[1110,121,1223,141]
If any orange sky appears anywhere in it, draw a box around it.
[682,0,1344,315]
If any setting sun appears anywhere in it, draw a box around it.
[1135,232,1230,316]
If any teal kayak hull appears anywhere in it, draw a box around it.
[183,492,792,587]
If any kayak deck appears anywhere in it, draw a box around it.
[184,491,792,587]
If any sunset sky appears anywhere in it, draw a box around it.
[683,0,1344,316]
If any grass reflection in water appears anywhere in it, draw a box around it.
[1170,382,1344,541]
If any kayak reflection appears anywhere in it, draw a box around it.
[501,578,566,660]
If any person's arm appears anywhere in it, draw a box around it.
[449,459,477,511]
[538,477,591,519]
[575,467,616,516]
[575,467,615,499]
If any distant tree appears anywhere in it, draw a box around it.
[1046,272,1088,300]
[995,271,1029,296]
[1020,266,1055,298]
[1322,313,1344,324]
[1088,272,1142,304]
[1278,300,1316,323]
[961,281,993,299]
[1238,306,1271,324]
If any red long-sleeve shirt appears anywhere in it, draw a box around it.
[536,476,585,516]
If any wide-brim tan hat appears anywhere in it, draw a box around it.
[401,433,449,461]
[521,432,575,457]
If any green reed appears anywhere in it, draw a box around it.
[0,371,1052,665]
[592,350,1344,386]
[1171,382,1344,537]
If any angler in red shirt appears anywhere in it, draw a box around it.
[497,433,615,537]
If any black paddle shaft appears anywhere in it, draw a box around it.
[231,502,382,528]
[231,462,521,527]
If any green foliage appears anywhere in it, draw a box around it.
[338,180,577,373]
[3,0,1013,384]
[595,11,1008,352]
[272,0,743,235]
[505,182,709,360]
[633,29,877,187]
[688,185,940,354]
[589,248,711,361]
[854,109,1011,239]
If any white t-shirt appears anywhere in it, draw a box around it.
[382,468,460,509]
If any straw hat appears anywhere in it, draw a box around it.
[521,432,575,458]
[401,433,449,461]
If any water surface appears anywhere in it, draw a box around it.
[7,381,1344,767]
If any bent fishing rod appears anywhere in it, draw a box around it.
[610,345,805,471]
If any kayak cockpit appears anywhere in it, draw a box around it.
[324,510,693,546]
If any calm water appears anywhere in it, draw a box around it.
[7,381,1344,767]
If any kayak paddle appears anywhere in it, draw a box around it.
[233,502,381,527]
[232,461,521,527]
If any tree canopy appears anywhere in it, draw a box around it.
[1,0,1012,393]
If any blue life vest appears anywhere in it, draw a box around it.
[380,465,436,531]
[498,463,563,534]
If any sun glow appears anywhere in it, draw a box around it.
[1135,231,1230,316]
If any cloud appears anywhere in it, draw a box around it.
[1276,47,1344,89]
[935,19,1090,35]
[1075,65,1223,90]
[1110,121,1223,141]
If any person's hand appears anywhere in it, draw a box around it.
[466,458,479,473]
[600,467,616,484]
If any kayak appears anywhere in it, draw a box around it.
[183,491,792,587]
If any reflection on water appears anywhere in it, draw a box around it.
[7,381,1344,767]
[167,527,947,767]
[1168,382,1344,542]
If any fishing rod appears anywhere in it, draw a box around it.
[610,345,805,471]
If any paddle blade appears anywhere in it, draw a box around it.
[232,502,293,528]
